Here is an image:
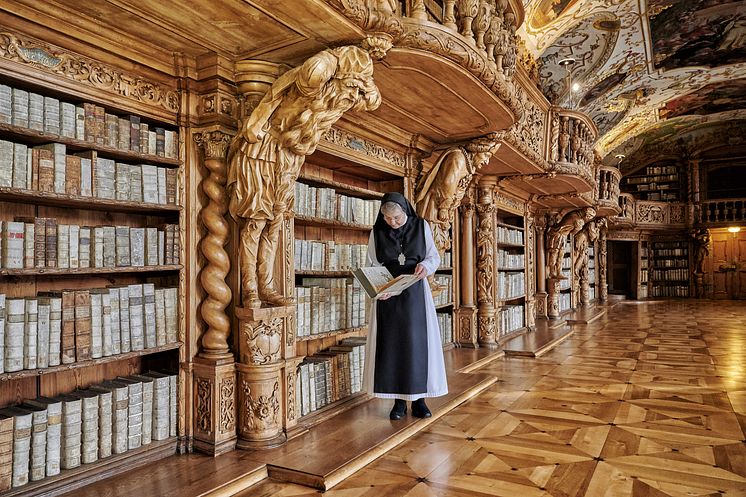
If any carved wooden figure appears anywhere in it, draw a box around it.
[545,207,596,279]
[415,134,500,294]
[227,46,381,308]
[415,134,500,258]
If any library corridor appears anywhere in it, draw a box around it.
[245,300,746,497]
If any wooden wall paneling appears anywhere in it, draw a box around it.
[0,377,37,408]
[711,233,729,299]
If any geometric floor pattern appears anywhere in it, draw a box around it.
[246,301,746,496]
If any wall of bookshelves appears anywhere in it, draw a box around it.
[638,240,649,299]
[0,75,182,495]
[495,211,526,340]
[559,234,573,313]
[650,238,690,297]
[292,158,404,423]
[621,162,685,202]
[435,247,455,349]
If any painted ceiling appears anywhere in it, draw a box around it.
[519,0,746,172]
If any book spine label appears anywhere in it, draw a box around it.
[48,297,62,366]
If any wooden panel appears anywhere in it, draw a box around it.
[711,234,729,299]
[736,236,746,298]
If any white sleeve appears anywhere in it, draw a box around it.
[419,221,441,276]
[366,231,382,267]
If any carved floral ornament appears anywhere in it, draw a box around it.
[219,377,236,433]
[243,381,281,432]
[241,318,283,365]
[0,31,179,114]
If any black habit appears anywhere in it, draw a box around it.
[372,192,429,395]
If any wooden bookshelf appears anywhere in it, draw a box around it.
[650,238,690,297]
[621,162,685,202]
[496,211,527,338]
[292,155,404,426]
[0,122,180,167]
[295,215,372,231]
[0,187,181,214]
[0,437,177,497]
[0,265,182,277]
[0,70,184,495]
[0,342,180,382]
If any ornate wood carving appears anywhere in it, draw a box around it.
[240,317,283,365]
[194,131,233,357]
[192,358,237,455]
[598,220,609,302]
[196,378,212,433]
[242,381,280,433]
[325,1,523,119]
[323,127,406,169]
[235,306,291,448]
[0,31,178,114]
[415,134,500,260]
[228,46,381,308]
[286,370,296,422]
[219,377,236,433]
[476,181,497,346]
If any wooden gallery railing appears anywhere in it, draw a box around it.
[548,108,596,187]
[694,198,746,225]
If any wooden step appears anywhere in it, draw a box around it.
[564,305,606,324]
[502,320,574,357]
[243,350,498,491]
[60,450,268,497]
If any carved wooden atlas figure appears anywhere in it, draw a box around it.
[227,46,381,308]
[414,133,501,291]
[545,207,596,279]
[573,217,600,287]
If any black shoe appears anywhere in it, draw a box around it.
[390,399,407,420]
[412,398,432,418]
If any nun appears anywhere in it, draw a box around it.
[362,192,448,420]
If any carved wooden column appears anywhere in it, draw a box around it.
[192,130,237,456]
[534,214,548,319]
[476,177,497,347]
[457,188,478,347]
[524,204,537,329]
[443,0,458,30]
[598,222,608,302]
[231,59,298,448]
[234,306,292,448]
[411,0,428,20]
[458,0,479,44]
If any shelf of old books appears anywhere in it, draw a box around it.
[496,211,526,339]
[638,240,649,299]
[650,238,690,297]
[293,156,404,425]
[559,234,573,314]
[0,76,183,494]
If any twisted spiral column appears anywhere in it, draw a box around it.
[194,130,233,357]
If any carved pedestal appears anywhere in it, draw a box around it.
[580,278,590,306]
[535,292,548,320]
[456,306,478,347]
[235,305,292,449]
[192,356,236,455]
[547,278,562,319]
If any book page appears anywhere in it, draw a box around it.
[354,266,394,291]
[379,274,420,295]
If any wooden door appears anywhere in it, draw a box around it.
[710,230,746,299]
[608,240,633,296]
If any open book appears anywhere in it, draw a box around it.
[352,266,420,300]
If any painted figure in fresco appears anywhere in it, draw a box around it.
[227,46,381,308]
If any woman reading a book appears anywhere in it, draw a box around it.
[364,192,448,420]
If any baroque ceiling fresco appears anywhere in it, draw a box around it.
[519,0,746,173]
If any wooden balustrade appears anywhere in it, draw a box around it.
[695,199,746,225]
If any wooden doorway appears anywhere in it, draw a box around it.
[709,228,746,299]
[608,240,635,298]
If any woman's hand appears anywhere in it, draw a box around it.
[378,292,392,300]
[414,263,427,280]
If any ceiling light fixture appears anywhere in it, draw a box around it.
[614,154,625,167]
[558,57,577,109]
[727,226,741,233]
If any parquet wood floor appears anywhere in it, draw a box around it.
[246,301,746,497]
